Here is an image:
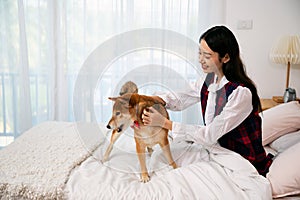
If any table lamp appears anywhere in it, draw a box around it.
[269,35,300,102]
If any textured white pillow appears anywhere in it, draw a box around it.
[267,141,300,198]
[261,101,300,145]
[0,121,102,199]
[270,130,300,153]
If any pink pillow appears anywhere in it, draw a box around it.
[261,101,300,146]
[267,141,300,198]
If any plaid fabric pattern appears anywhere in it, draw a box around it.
[200,73,214,123]
[200,74,273,176]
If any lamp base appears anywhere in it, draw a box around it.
[272,95,300,103]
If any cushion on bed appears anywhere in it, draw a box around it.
[267,141,300,198]
[261,101,300,146]
[0,121,103,199]
[263,145,278,156]
[269,130,300,153]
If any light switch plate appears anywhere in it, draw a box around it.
[237,20,253,30]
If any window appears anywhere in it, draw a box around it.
[0,0,224,148]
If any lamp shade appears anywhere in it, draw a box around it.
[270,35,300,65]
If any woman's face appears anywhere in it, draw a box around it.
[198,39,224,77]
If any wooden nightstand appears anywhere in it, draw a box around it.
[260,96,300,111]
[260,98,280,111]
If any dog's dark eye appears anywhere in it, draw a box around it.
[115,112,121,116]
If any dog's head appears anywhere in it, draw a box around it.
[106,93,137,133]
[106,93,167,132]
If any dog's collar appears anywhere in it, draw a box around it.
[130,120,140,129]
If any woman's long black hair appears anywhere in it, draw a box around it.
[199,25,261,112]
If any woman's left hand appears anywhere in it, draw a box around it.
[142,107,166,127]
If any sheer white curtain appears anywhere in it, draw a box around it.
[0,0,225,147]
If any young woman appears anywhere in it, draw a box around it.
[142,25,273,177]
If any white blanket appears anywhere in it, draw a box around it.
[66,128,272,200]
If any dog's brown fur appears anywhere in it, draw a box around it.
[105,83,177,182]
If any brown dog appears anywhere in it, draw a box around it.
[104,84,177,182]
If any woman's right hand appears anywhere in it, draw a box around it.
[142,107,172,130]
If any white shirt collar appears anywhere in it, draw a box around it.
[207,75,229,93]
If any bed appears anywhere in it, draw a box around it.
[0,101,300,200]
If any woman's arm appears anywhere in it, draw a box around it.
[143,86,253,145]
[142,77,205,129]
[172,86,253,145]
[155,78,204,111]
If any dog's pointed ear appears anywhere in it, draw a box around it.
[116,95,133,109]
[119,93,138,108]
[108,96,131,109]
[118,97,129,104]
[108,97,118,101]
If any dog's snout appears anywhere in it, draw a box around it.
[117,124,124,132]
[106,124,111,129]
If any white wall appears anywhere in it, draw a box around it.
[225,0,300,98]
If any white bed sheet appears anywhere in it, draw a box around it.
[66,128,272,200]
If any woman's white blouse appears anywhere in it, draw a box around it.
[157,75,253,146]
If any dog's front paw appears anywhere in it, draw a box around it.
[140,173,150,183]
[102,156,109,163]
[170,161,177,169]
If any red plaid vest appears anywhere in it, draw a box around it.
[200,73,273,176]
